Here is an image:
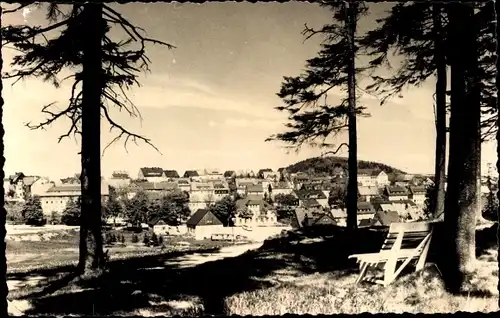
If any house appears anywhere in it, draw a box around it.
[408,186,426,206]
[138,167,165,183]
[358,169,390,188]
[292,208,312,228]
[30,177,55,197]
[384,186,409,201]
[303,213,337,227]
[330,208,347,226]
[371,199,421,221]
[291,173,310,189]
[183,170,201,182]
[188,182,215,212]
[8,172,27,201]
[357,201,376,221]
[176,178,191,192]
[163,170,180,180]
[200,170,224,182]
[235,178,258,195]
[213,182,230,200]
[108,171,131,188]
[372,210,401,226]
[60,174,80,184]
[358,186,379,202]
[38,182,109,216]
[295,189,328,208]
[186,209,224,240]
[394,181,410,188]
[270,181,294,199]
[257,168,273,179]
[135,181,179,196]
[358,169,377,187]
[149,219,170,236]
[234,195,276,226]
[246,184,265,197]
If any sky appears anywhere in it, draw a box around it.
[1,2,497,180]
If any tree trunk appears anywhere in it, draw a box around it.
[495,0,500,308]
[345,1,358,231]
[78,4,105,275]
[432,3,447,220]
[442,3,479,293]
[0,7,9,316]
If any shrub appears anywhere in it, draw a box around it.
[22,197,45,226]
[143,232,150,246]
[105,233,111,245]
[61,198,81,226]
[131,234,139,243]
[151,233,159,247]
[158,235,164,246]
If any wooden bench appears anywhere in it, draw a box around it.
[348,221,434,286]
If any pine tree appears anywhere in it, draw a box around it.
[442,2,481,293]
[495,0,500,306]
[361,2,496,221]
[2,3,173,275]
[0,7,6,315]
[266,1,368,230]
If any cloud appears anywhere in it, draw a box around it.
[224,118,280,129]
[126,74,283,120]
[208,120,218,127]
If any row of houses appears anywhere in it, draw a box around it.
[129,167,284,184]
[293,198,423,229]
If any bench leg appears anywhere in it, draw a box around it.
[356,262,369,284]
[383,258,397,286]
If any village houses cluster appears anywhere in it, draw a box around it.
[8,164,490,233]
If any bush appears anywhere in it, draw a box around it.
[105,233,111,245]
[158,235,164,246]
[61,199,81,226]
[143,232,150,246]
[151,233,159,247]
[131,234,139,243]
[22,197,45,226]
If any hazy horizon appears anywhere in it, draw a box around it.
[1,2,497,180]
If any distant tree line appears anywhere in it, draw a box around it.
[285,156,406,176]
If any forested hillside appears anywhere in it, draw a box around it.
[284,156,407,176]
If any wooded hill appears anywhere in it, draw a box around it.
[284,156,407,177]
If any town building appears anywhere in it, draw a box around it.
[138,167,165,183]
[38,182,109,216]
[108,171,131,188]
[186,209,224,240]
[384,186,410,201]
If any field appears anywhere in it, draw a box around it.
[6,224,233,273]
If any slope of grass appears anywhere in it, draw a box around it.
[224,225,499,315]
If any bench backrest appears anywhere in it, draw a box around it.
[380,221,433,253]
